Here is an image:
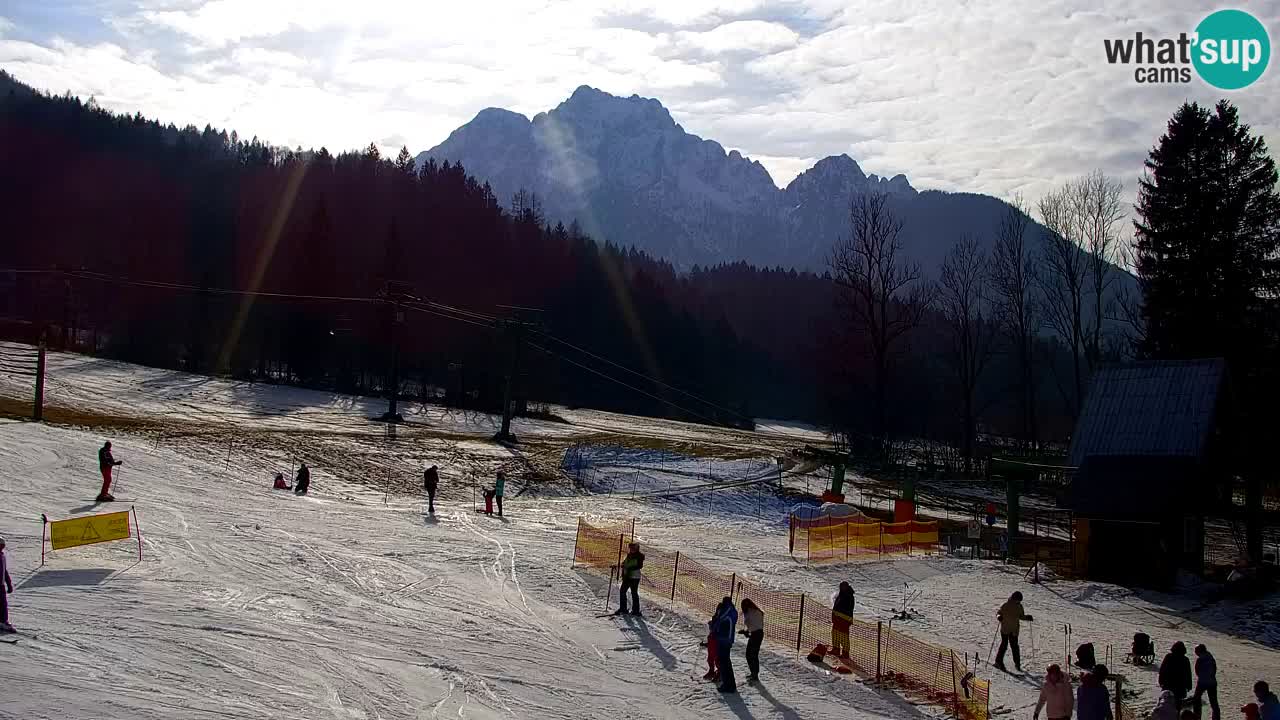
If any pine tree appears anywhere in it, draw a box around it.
[1134,100,1280,368]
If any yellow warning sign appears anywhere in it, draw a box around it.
[49,511,131,550]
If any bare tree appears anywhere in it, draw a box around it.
[939,234,996,473]
[1034,171,1123,421]
[830,193,932,449]
[990,195,1038,449]
[1078,171,1125,368]
[1111,239,1149,353]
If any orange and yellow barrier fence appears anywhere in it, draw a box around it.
[790,515,940,563]
[572,518,989,720]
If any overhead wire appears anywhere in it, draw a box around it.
[527,341,726,427]
[535,330,749,422]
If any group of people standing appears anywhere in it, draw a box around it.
[272,462,310,495]
[702,596,765,694]
[1020,596,1280,720]
[1154,641,1279,720]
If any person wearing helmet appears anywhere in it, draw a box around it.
[996,591,1033,672]
[97,440,123,502]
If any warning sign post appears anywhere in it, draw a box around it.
[41,507,143,565]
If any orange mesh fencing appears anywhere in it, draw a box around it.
[573,518,990,720]
[791,515,940,563]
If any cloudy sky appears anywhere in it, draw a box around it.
[1,0,1277,206]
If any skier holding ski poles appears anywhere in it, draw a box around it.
[613,543,644,617]
[97,441,123,502]
[995,591,1033,672]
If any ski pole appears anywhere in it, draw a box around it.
[987,625,999,664]
[116,465,125,497]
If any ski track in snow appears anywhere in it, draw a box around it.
[0,348,1277,719]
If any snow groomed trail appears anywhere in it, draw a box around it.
[0,421,888,719]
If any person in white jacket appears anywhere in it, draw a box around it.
[739,598,765,683]
[1034,664,1074,720]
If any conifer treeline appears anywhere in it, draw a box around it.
[0,72,831,424]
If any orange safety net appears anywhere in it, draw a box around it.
[791,516,940,563]
[573,518,989,720]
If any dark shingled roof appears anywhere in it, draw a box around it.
[1068,359,1226,468]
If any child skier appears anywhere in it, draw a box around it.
[0,536,13,633]
[272,473,292,490]
[702,606,722,681]
[1034,664,1073,720]
[423,465,440,514]
[830,581,855,659]
[97,440,123,502]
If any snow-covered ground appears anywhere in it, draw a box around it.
[1,348,1278,719]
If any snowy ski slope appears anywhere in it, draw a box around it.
[0,348,1277,719]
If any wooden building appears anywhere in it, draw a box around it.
[1067,359,1229,588]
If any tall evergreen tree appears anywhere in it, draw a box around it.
[1134,100,1280,367]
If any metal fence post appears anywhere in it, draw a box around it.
[729,573,737,601]
[571,517,581,567]
[845,519,850,562]
[34,340,46,421]
[950,650,960,717]
[797,594,806,653]
[876,620,883,682]
[671,551,680,601]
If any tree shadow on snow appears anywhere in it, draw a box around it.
[18,567,117,590]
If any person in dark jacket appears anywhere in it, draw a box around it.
[712,596,738,693]
[423,465,440,514]
[996,591,1033,672]
[1077,664,1113,720]
[613,543,644,616]
[1159,641,1193,706]
[293,462,311,496]
[1193,644,1220,720]
[1255,681,1280,720]
[0,536,14,633]
[97,441,123,502]
[831,581,855,659]
[739,598,765,684]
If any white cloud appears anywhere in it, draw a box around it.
[0,0,1276,214]
[671,20,799,55]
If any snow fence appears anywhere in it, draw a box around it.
[788,513,941,563]
[572,517,990,720]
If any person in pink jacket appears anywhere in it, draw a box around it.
[1035,664,1075,720]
